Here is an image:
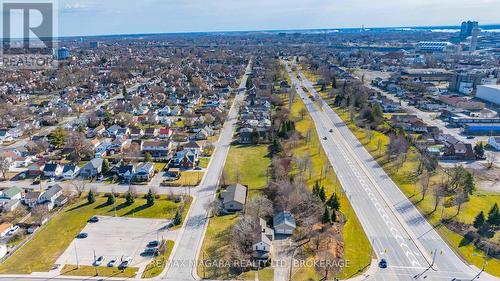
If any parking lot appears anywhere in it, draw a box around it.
[56,216,177,272]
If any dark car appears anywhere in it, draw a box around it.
[466,136,475,139]
[76,232,88,239]
[89,216,99,223]
[147,240,160,248]
[76,232,89,239]
[379,258,388,268]
[323,137,327,140]
[118,260,130,270]
[329,129,333,133]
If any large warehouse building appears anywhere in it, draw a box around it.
[476,85,500,105]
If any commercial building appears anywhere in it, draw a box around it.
[464,123,500,135]
[460,21,479,39]
[415,42,457,53]
[54,47,70,60]
[476,85,500,105]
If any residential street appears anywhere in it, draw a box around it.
[162,61,253,281]
[284,60,496,281]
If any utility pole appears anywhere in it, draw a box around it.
[74,241,79,269]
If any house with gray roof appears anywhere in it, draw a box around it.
[221,183,247,212]
[79,158,103,179]
[273,211,296,235]
[0,187,22,200]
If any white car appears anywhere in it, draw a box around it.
[7,226,20,236]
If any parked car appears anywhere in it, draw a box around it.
[329,129,333,133]
[94,256,104,266]
[379,258,388,268]
[147,240,160,248]
[7,225,20,236]
[107,259,117,267]
[89,216,99,223]
[466,136,475,139]
[143,247,159,256]
[76,232,88,239]
[118,257,132,270]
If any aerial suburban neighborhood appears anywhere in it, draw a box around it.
[0,1,499,281]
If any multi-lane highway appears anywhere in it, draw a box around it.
[284,59,497,281]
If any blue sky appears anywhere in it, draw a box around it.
[56,0,500,36]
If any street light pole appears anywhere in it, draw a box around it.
[74,241,79,269]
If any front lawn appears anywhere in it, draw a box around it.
[0,195,191,274]
[198,157,211,169]
[163,171,204,187]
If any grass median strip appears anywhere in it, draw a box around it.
[61,265,138,278]
[142,240,175,278]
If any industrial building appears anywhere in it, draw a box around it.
[476,84,500,105]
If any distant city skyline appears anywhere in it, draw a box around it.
[25,0,500,36]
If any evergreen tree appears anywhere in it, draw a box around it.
[102,159,111,174]
[473,211,485,229]
[331,209,337,223]
[146,189,155,206]
[87,190,95,204]
[173,209,182,226]
[51,126,67,149]
[331,77,337,89]
[126,192,135,205]
[464,173,475,195]
[487,203,500,226]
[312,181,321,197]
[318,186,326,202]
[327,193,340,211]
[474,143,485,158]
[107,193,115,205]
[322,206,331,224]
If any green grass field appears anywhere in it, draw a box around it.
[0,195,191,274]
[163,171,204,187]
[61,264,138,278]
[142,240,175,278]
[223,144,271,197]
[197,213,240,279]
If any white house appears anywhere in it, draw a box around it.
[38,185,63,204]
[488,137,500,151]
[62,165,80,179]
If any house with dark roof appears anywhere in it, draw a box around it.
[117,164,135,181]
[43,163,63,178]
[62,164,80,179]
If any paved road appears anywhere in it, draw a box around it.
[284,60,497,281]
[162,61,252,281]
